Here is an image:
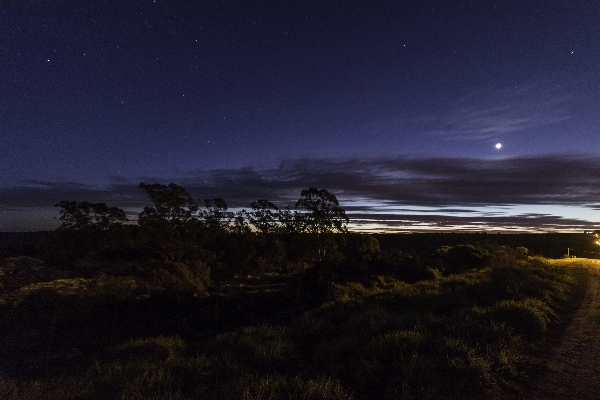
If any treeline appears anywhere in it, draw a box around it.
[55,183,348,235]
[40,183,355,294]
[43,182,462,297]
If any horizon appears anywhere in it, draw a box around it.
[0,158,600,233]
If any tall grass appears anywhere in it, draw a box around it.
[0,251,588,399]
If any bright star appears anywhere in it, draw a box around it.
[495,143,502,149]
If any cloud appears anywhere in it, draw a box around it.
[0,180,145,208]
[426,84,572,140]
[2,154,600,231]
[350,211,598,232]
[251,154,600,207]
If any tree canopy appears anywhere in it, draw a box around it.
[56,183,349,235]
[55,200,128,231]
[248,199,279,234]
[295,187,349,234]
[138,183,198,227]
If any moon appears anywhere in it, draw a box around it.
[495,143,502,149]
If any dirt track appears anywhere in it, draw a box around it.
[533,259,600,399]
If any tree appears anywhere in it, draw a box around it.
[90,203,129,230]
[202,198,232,231]
[55,200,91,230]
[295,187,348,235]
[248,199,279,234]
[138,183,201,262]
[277,206,305,234]
[55,200,128,231]
[138,183,198,227]
[231,210,251,234]
[295,187,349,262]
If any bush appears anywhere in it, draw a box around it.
[436,243,492,274]
[0,256,49,290]
[135,260,210,295]
[369,247,432,283]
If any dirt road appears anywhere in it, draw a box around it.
[533,259,600,399]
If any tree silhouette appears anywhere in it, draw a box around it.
[55,200,128,231]
[295,187,348,261]
[202,198,231,231]
[295,187,348,235]
[138,183,201,261]
[277,206,305,234]
[231,210,251,234]
[138,183,198,226]
[249,199,279,234]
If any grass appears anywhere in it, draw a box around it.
[0,252,589,399]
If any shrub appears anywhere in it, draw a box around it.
[481,299,556,338]
[0,256,49,290]
[369,247,432,283]
[436,243,492,274]
[136,260,210,295]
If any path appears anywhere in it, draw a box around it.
[533,259,600,399]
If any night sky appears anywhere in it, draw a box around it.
[2,1,600,232]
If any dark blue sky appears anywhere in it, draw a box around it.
[2,1,600,231]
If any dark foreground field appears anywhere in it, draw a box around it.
[0,233,594,399]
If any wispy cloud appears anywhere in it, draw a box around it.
[426,84,572,140]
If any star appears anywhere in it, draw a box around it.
[495,143,502,149]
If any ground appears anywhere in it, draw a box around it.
[533,259,600,399]
[3,259,600,398]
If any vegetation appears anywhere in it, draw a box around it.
[0,183,595,398]
[55,200,128,231]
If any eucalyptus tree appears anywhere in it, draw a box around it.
[138,183,201,261]
[248,199,280,234]
[55,200,128,231]
[295,187,348,262]
[138,183,198,227]
[277,206,305,234]
[202,198,232,231]
[231,210,251,234]
[295,187,348,235]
